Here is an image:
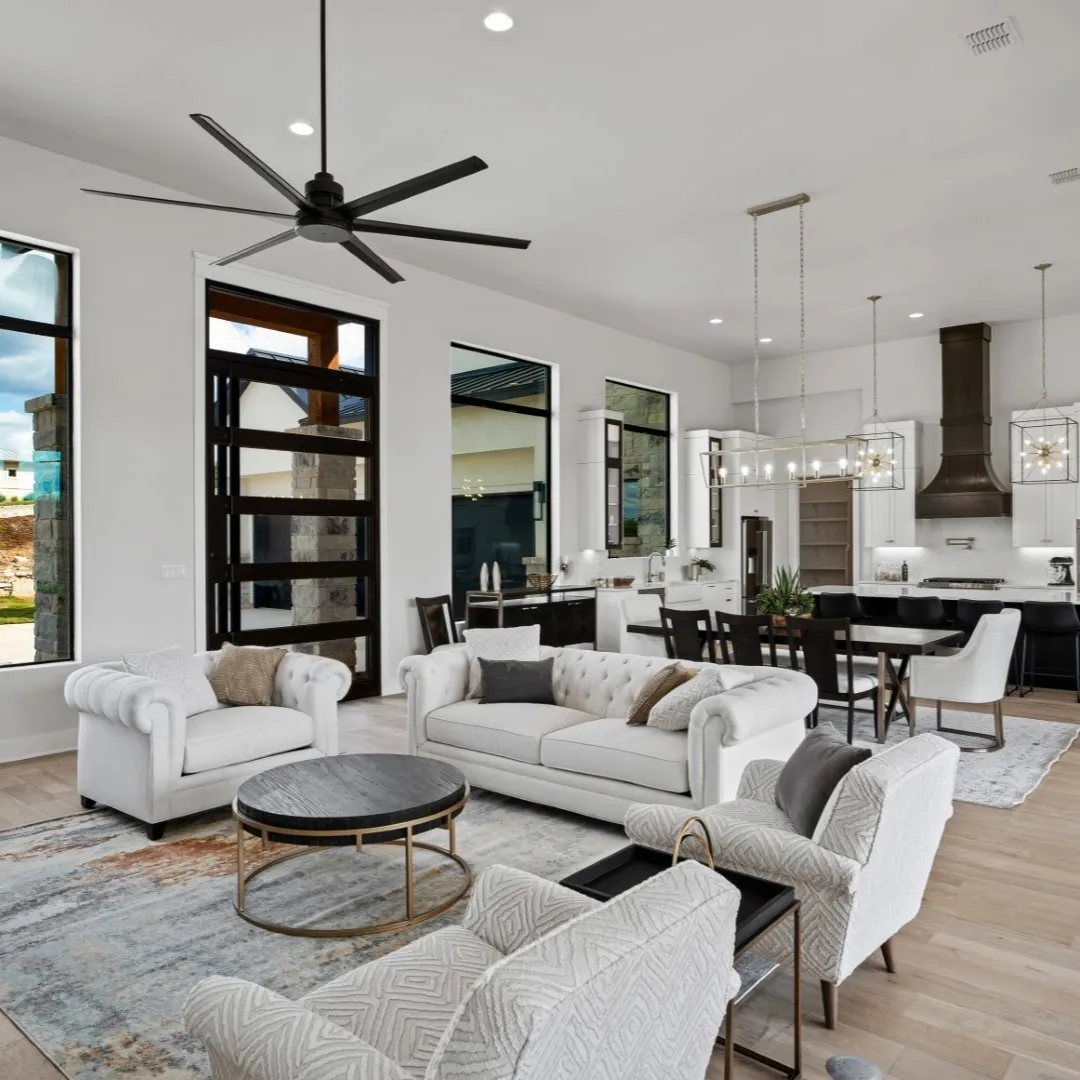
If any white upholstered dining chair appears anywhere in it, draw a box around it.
[619,592,668,656]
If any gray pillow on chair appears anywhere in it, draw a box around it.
[478,657,556,705]
[775,724,871,837]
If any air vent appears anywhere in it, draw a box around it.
[1050,167,1080,186]
[964,17,1022,56]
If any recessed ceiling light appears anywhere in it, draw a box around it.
[759,337,772,343]
[709,317,724,324]
[288,120,314,136]
[909,312,924,319]
[484,11,513,31]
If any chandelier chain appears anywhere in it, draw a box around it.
[799,201,806,439]
[753,212,760,439]
[1039,263,1048,402]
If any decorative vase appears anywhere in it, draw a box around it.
[492,561,501,591]
[689,563,700,582]
[479,562,489,591]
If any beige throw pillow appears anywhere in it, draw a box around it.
[123,644,219,717]
[647,664,755,731]
[626,664,696,725]
[210,643,288,707]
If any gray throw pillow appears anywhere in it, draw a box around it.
[775,724,872,837]
[479,657,556,705]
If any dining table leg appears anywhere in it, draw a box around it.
[876,649,888,742]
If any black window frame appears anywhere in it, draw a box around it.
[0,233,75,668]
[204,281,381,698]
[604,379,672,556]
[450,343,553,604]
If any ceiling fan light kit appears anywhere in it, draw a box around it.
[81,0,530,282]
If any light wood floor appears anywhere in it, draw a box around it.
[2,690,1079,1080]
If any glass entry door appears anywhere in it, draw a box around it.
[205,284,380,698]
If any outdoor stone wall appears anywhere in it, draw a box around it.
[289,425,363,672]
[26,393,70,662]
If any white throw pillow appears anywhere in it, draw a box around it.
[123,645,220,717]
[463,625,541,699]
[647,664,754,731]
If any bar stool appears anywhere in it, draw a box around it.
[818,592,866,623]
[956,599,1004,643]
[1018,601,1080,702]
[897,595,947,629]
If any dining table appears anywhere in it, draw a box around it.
[623,619,964,742]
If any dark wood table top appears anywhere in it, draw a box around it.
[625,619,963,655]
[235,754,468,836]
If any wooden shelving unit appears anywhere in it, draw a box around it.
[799,482,853,588]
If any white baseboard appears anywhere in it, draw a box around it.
[0,727,77,764]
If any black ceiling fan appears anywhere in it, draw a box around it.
[82,0,530,283]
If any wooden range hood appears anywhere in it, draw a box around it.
[916,322,1012,518]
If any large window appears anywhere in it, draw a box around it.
[451,345,551,612]
[0,237,73,666]
[605,380,670,558]
[205,285,380,697]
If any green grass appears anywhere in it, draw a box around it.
[0,597,34,624]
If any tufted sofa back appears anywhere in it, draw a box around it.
[545,648,708,717]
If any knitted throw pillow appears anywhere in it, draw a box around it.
[646,664,755,731]
[626,664,696,725]
[210,643,288,707]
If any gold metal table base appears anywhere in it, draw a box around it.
[233,794,472,938]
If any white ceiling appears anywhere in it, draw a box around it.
[2,0,1080,361]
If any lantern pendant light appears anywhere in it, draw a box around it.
[1010,263,1078,484]
[851,295,905,490]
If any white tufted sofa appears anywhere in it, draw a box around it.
[65,650,351,839]
[398,646,816,824]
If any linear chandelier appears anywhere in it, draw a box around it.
[1010,263,1078,484]
[702,193,867,490]
[850,295,904,490]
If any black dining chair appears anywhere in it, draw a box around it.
[715,611,783,667]
[897,595,947,630]
[659,607,716,664]
[786,617,879,743]
[415,594,462,653]
[1018,601,1080,702]
[818,591,867,623]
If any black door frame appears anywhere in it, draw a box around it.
[204,282,381,698]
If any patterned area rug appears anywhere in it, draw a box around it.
[0,793,626,1080]
[819,703,1078,808]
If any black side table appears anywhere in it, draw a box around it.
[561,837,802,1080]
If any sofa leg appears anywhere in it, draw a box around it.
[881,938,897,974]
[821,981,838,1029]
[145,821,166,841]
[80,795,96,810]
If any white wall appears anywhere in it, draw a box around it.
[0,133,732,760]
[730,315,1080,584]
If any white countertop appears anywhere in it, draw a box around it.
[826,582,1078,602]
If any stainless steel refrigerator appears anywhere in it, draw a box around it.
[742,515,772,614]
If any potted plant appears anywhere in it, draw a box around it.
[689,555,715,582]
[756,565,814,625]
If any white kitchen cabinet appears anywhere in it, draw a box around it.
[578,409,624,551]
[857,420,920,548]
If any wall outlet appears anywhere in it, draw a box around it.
[161,564,187,579]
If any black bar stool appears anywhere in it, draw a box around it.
[897,595,947,629]
[1018,601,1080,702]
[818,591,866,623]
[956,599,1003,643]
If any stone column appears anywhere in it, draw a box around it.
[289,426,364,673]
[25,393,71,662]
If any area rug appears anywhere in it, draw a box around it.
[0,793,628,1080]
[818,703,1078,808]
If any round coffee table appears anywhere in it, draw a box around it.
[233,753,471,937]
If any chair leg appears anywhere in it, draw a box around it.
[80,795,96,810]
[993,698,1005,750]
[935,700,942,731]
[847,697,855,744]
[1074,633,1080,704]
[881,938,897,974]
[820,980,838,1030]
[145,821,166,841]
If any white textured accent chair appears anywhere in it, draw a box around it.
[184,861,740,1080]
[619,592,668,657]
[625,732,960,1030]
[908,608,1020,752]
[65,651,350,839]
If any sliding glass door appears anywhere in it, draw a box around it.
[205,284,379,697]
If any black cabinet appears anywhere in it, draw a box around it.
[465,588,597,648]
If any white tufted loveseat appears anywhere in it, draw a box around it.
[398,646,816,824]
[65,650,351,839]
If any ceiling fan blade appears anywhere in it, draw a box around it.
[191,114,312,210]
[340,236,404,284]
[81,189,295,220]
[351,218,531,249]
[211,228,299,267]
[341,156,488,218]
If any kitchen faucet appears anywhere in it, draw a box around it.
[646,550,666,584]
